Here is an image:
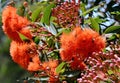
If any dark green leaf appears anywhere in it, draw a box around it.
[41,3,55,25]
[31,7,42,22]
[62,70,80,78]
[56,62,66,74]
[48,50,59,59]
[34,36,40,44]
[104,26,120,34]
[90,17,100,33]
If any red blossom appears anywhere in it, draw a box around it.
[42,60,59,82]
[10,41,41,71]
[42,60,59,75]
[2,6,32,42]
[70,57,86,70]
[60,27,106,70]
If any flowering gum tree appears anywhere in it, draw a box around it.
[1,0,120,83]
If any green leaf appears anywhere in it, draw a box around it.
[56,62,66,74]
[31,7,42,22]
[50,16,57,25]
[47,37,54,47]
[90,17,100,33]
[107,34,118,42]
[62,28,71,33]
[94,17,106,23]
[111,11,120,15]
[34,36,40,44]
[18,32,29,41]
[41,3,55,25]
[84,17,106,25]
[104,26,120,34]
[80,3,86,16]
[81,5,100,16]
[56,28,71,37]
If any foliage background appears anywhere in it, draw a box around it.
[0,0,120,83]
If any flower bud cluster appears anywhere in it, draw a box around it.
[52,0,80,28]
[77,42,120,83]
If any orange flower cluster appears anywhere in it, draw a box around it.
[2,6,59,73]
[32,60,59,82]
[42,60,58,75]
[2,6,32,42]
[10,41,41,71]
[42,60,59,82]
[2,6,41,71]
[60,27,106,70]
